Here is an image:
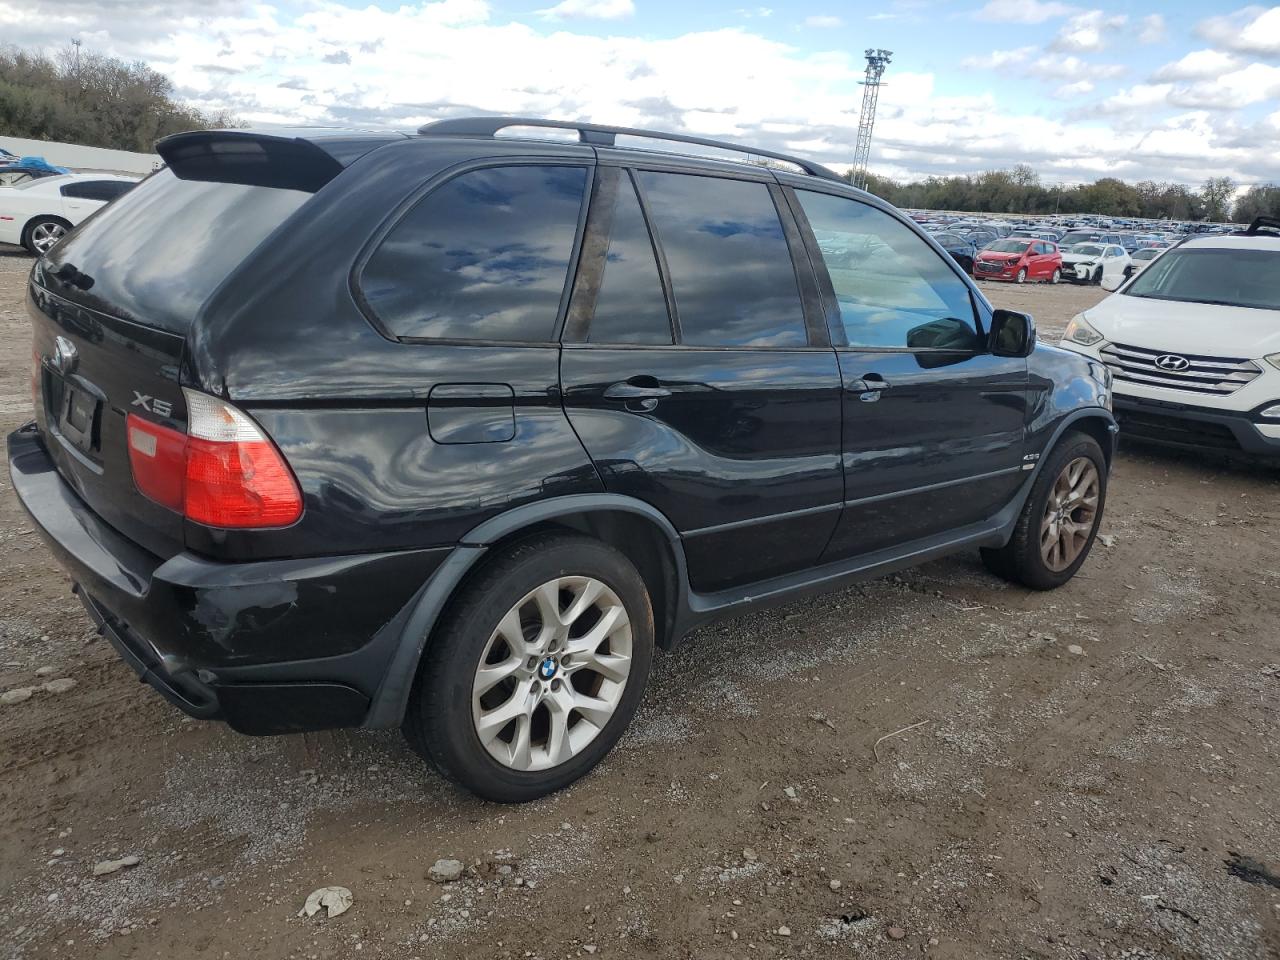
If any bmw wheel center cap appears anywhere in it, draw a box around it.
[539,656,558,680]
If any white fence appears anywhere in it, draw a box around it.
[0,135,160,175]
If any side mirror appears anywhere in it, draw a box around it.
[1100,273,1125,292]
[989,309,1036,358]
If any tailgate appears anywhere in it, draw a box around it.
[29,279,187,558]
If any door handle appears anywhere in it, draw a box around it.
[848,375,891,401]
[604,378,671,412]
[849,373,890,391]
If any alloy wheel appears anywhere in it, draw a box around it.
[471,576,632,771]
[30,222,67,255]
[1051,268,1061,284]
[1040,457,1100,572]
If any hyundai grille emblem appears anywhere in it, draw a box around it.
[1154,354,1190,372]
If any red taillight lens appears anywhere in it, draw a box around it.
[183,435,302,528]
[126,392,303,529]
[127,415,186,511]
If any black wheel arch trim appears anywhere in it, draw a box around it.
[362,493,691,729]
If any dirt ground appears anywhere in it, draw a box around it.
[1,250,1278,960]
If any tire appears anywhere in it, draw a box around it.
[1051,268,1062,284]
[1015,268,1027,284]
[403,533,655,802]
[1093,267,1103,285]
[981,431,1108,590]
[22,216,71,256]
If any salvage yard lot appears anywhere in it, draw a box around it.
[1,249,1277,959]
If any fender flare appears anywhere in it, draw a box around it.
[1014,407,1118,510]
[362,493,689,728]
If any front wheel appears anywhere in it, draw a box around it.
[981,432,1107,590]
[404,534,655,802]
[1015,268,1027,284]
[1093,267,1103,285]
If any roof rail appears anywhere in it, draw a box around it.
[417,116,843,181]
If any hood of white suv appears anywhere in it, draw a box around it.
[1080,292,1280,358]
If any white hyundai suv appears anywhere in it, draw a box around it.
[1059,219,1280,457]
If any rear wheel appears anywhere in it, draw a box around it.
[23,216,70,256]
[1051,268,1062,284]
[404,533,654,802]
[981,432,1107,590]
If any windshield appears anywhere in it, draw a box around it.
[1061,232,1097,245]
[1123,248,1280,311]
[1070,244,1104,256]
[986,239,1030,253]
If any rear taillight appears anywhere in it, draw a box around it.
[126,389,303,529]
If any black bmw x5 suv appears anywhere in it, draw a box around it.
[9,118,1116,801]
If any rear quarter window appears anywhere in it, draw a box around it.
[359,164,588,342]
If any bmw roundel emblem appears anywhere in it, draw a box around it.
[539,657,558,680]
[1154,354,1190,372]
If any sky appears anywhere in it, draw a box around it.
[3,0,1280,187]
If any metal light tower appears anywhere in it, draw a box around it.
[851,48,892,191]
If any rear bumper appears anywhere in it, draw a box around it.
[8,423,450,734]
[1113,396,1280,458]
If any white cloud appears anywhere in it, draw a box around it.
[1168,62,1280,110]
[537,0,634,20]
[0,0,1275,187]
[1198,5,1280,57]
[974,0,1075,25]
[1099,82,1175,114]
[1137,13,1167,44]
[1052,11,1127,53]
[735,6,773,17]
[803,15,842,28]
[1153,49,1243,81]
[960,46,1036,69]
[1053,79,1094,98]
[1029,54,1125,81]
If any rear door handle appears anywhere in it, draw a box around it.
[604,379,671,412]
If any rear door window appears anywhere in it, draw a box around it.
[796,190,979,351]
[361,164,588,342]
[636,171,807,347]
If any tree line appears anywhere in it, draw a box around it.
[0,45,235,154]
[853,164,1280,224]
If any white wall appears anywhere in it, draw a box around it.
[0,135,160,175]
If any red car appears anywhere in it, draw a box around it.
[972,238,1063,283]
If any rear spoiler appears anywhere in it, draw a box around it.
[1242,216,1280,237]
[156,129,408,192]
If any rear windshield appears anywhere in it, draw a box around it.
[43,168,309,332]
[1123,248,1280,311]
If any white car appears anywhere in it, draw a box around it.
[0,174,139,256]
[1127,246,1164,275]
[1061,242,1131,285]
[1059,221,1280,458]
